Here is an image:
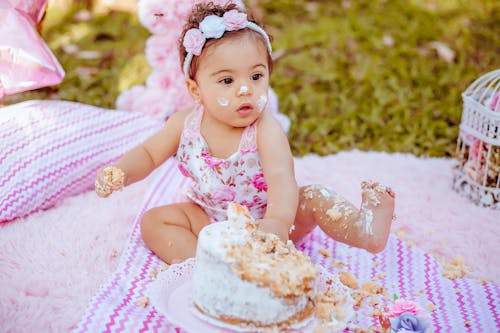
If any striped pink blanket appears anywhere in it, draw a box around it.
[74,158,500,332]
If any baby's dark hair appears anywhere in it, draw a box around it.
[178,2,273,79]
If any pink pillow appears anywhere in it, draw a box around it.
[0,1,64,102]
[7,0,48,25]
[0,100,162,222]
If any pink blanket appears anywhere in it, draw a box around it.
[74,157,500,332]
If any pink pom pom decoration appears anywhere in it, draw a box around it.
[145,34,179,69]
[116,85,147,111]
[0,1,64,102]
[146,69,175,90]
[135,88,176,121]
[138,0,197,35]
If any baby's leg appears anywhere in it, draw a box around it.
[140,202,210,264]
[291,182,395,253]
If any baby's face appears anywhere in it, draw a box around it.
[193,33,271,128]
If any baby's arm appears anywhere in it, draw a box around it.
[256,111,298,241]
[95,109,189,197]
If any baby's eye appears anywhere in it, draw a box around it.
[251,73,263,81]
[219,77,233,85]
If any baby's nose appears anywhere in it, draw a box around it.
[236,85,251,96]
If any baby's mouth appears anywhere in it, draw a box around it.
[237,103,252,110]
[237,103,254,116]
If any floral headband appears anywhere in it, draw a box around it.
[182,9,273,78]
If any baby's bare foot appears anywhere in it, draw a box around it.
[359,181,396,252]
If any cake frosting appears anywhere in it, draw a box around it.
[192,203,319,328]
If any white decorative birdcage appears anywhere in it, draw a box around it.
[453,69,500,209]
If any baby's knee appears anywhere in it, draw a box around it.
[140,208,160,242]
[299,184,335,201]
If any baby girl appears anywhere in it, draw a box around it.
[95,2,395,264]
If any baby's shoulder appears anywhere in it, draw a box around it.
[255,111,290,150]
[155,108,196,141]
[255,110,284,136]
[168,108,193,123]
[164,108,195,129]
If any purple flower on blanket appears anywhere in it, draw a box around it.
[212,188,236,202]
[252,173,268,191]
[390,313,428,333]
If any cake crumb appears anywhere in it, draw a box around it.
[374,272,386,280]
[313,324,330,333]
[442,257,470,280]
[350,326,373,333]
[304,187,315,199]
[368,308,382,317]
[150,270,159,279]
[394,230,406,239]
[111,250,119,258]
[368,295,380,306]
[326,206,343,222]
[464,321,473,327]
[137,297,149,308]
[102,166,125,188]
[412,288,425,296]
[262,328,280,333]
[338,271,359,289]
[329,260,345,269]
[159,263,170,271]
[426,303,436,312]
[361,281,384,295]
[318,248,331,258]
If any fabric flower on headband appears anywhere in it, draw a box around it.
[183,28,205,55]
[199,15,226,39]
[223,10,247,30]
[182,9,272,76]
[183,10,248,55]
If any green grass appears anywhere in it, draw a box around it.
[3,0,500,157]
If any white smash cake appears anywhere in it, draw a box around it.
[192,203,319,329]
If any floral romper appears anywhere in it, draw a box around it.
[175,106,268,222]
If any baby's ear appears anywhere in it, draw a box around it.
[185,78,200,102]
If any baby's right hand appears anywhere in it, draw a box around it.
[95,165,126,198]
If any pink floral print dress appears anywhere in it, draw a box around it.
[175,106,268,222]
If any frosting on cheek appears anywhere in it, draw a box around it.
[217,97,229,107]
[257,94,268,113]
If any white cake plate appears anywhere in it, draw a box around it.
[147,258,353,333]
